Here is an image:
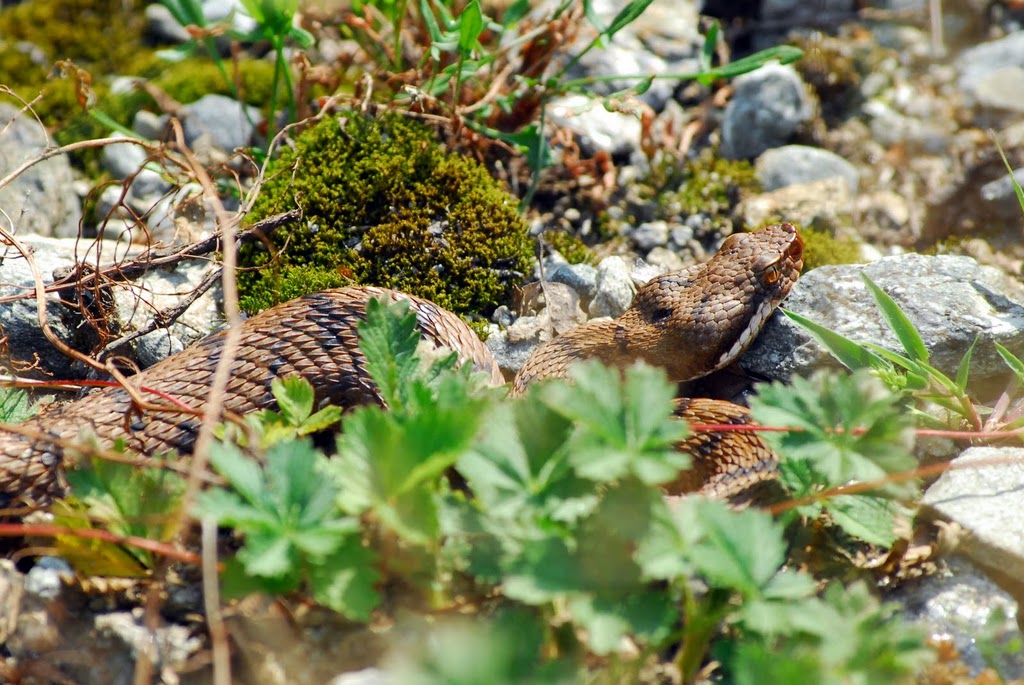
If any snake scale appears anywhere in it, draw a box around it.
[0,222,803,508]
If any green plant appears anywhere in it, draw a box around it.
[194,296,932,682]
[340,2,802,204]
[798,225,863,271]
[238,111,533,321]
[158,0,313,139]
[784,273,992,431]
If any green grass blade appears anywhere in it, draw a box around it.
[861,273,929,362]
[995,342,1024,385]
[782,309,890,372]
[991,130,1024,215]
[955,335,979,393]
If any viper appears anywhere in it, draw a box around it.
[0,222,803,507]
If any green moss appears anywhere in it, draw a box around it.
[239,112,533,321]
[624,148,760,236]
[541,229,595,266]
[154,58,278,107]
[799,225,863,271]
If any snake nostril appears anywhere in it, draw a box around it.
[650,307,672,324]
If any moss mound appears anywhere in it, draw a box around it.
[239,113,533,320]
[799,226,863,271]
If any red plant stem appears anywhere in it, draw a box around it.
[0,523,206,566]
[3,378,197,413]
[689,423,1024,441]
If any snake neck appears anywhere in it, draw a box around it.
[510,311,712,395]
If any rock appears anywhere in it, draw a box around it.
[563,0,702,110]
[144,3,190,42]
[589,256,636,319]
[133,329,188,368]
[862,99,954,154]
[100,134,172,198]
[182,94,261,152]
[0,560,24,644]
[738,176,853,231]
[957,32,1024,108]
[631,220,669,252]
[485,314,550,379]
[923,447,1024,600]
[132,110,167,140]
[0,235,91,378]
[546,263,598,304]
[645,247,685,272]
[24,557,73,601]
[980,167,1024,217]
[720,63,813,160]
[971,66,1024,113]
[330,669,393,685]
[744,254,1024,387]
[756,145,860,194]
[540,283,587,335]
[0,234,221,378]
[893,555,1024,679]
[0,103,81,238]
[547,95,643,160]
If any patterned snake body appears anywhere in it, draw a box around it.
[0,223,802,507]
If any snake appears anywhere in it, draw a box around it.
[0,222,803,508]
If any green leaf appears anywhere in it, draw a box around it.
[827,495,909,547]
[955,335,979,392]
[309,535,381,621]
[272,375,314,426]
[996,342,1024,386]
[751,370,918,524]
[0,386,38,423]
[685,498,785,597]
[861,274,929,362]
[782,308,891,374]
[199,439,357,586]
[604,0,655,38]
[457,0,484,55]
[358,296,421,409]
[991,129,1024,215]
[699,19,719,73]
[539,361,688,485]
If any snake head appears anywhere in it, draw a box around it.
[629,222,804,381]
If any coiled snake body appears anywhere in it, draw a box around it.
[0,223,803,507]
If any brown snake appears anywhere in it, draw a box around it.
[0,223,803,508]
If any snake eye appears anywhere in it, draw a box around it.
[763,263,781,285]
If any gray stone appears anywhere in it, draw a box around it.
[100,134,171,198]
[862,99,955,154]
[0,103,81,238]
[589,256,636,319]
[744,254,1024,387]
[0,234,221,377]
[738,176,853,232]
[632,220,669,252]
[133,329,187,368]
[0,234,89,378]
[485,314,551,378]
[645,246,685,272]
[756,145,860,194]
[132,110,166,140]
[546,262,598,303]
[957,32,1024,106]
[24,557,72,601]
[971,66,1024,113]
[563,0,702,110]
[721,63,812,160]
[182,94,260,152]
[541,282,587,335]
[330,668,393,685]
[145,3,190,43]
[893,555,1024,679]
[547,95,643,160]
[980,167,1024,216]
[922,448,1024,599]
